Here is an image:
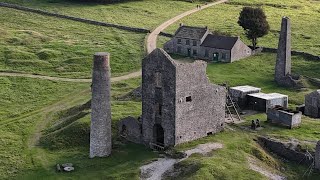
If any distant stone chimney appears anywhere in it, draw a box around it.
[179,23,184,27]
[275,16,291,80]
[90,52,112,158]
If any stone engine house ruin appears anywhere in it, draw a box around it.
[142,48,226,147]
[118,49,226,148]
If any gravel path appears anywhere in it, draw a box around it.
[248,157,286,180]
[140,143,223,180]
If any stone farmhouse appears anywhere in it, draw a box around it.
[164,25,252,63]
[118,48,226,148]
[305,90,320,118]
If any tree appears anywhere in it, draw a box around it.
[238,7,270,50]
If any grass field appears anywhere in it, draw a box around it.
[1,0,320,179]
[163,0,320,55]
[0,77,158,179]
[0,7,146,78]
[1,0,195,29]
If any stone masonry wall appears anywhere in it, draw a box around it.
[142,49,176,147]
[316,141,320,170]
[175,61,225,145]
[267,108,301,128]
[305,91,320,118]
[90,52,112,158]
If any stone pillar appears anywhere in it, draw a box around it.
[316,141,320,170]
[275,17,291,84]
[90,52,112,158]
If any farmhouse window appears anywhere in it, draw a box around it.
[193,50,197,56]
[177,39,182,44]
[222,53,226,60]
[186,39,190,45]
[193,40,197,46]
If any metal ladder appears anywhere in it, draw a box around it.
[225,85,242,122]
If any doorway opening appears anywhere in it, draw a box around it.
[153,124,164,145]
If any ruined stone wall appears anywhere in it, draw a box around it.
[142,49,176,147]
[267,108,301,128]
[316,141,320,170]
[118,116,142,144]
[175,61,225,145]
[305,91,320,118]
[230,39,252,62]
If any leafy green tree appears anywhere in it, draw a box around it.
[238,7,270,49]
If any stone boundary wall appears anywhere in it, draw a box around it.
[258,136,314,166]
[0,2,150,34]
[251,46,320,61]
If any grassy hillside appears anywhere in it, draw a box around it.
[1,0,195,29]
[0,7,146,78]
[163,0,320,55]
[1,0,320,179]
[0,77,157,179]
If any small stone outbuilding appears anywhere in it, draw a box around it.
[118,116,142,144]
[305,90,320,118]
[142,48,226,148]
[229,85,261,108]
[164,25,252,63]
[247,93,288,112]
[267,106,302,129]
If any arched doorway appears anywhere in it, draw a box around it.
[153,124,164,145]
[121,124,128,137]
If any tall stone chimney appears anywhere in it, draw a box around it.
[275,17,291,83]
[90,52,112,158]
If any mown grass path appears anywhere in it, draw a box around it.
[0,0,228,82]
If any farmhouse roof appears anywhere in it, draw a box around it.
[201,34,239,50]
[174,25,208,40]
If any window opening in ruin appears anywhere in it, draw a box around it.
[193,40,197,46]
[153,124,164,145]
[159,104,162,115]
[177,39,182,44]
[155,72,162,88]
[207,132,213,136]
[186,96,192,102]
[186,39,190,45]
